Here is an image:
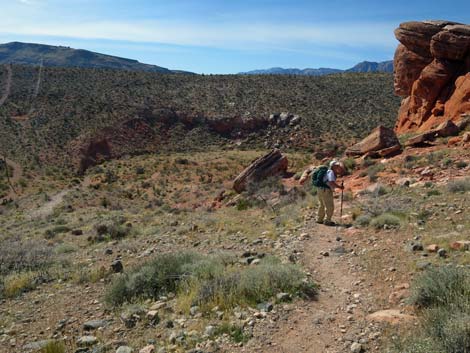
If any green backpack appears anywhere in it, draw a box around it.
[311,165,329,189]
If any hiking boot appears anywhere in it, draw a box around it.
[316,220,324,224]
[323,220,336,226]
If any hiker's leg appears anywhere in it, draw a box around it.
[317,188,325,222]
[324,189,335,222]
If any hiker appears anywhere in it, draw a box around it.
[309,160,345,226]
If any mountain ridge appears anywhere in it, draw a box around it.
[240,60,393,75]
[0,41,178,73]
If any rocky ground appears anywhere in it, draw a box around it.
[0,139,469,353]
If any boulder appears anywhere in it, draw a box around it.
[393,20,470,134]
[405,120,459,147]
[345,126,401,157]
[233,149,288,193]
[367,309,416,325]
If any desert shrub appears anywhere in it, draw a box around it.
[105,252,205,306]
[342,157,356,174]
[0,239,52,275]
[398,266,470,353]
[447,178,470,193]
[135,166,145,174]
[355,215,371,227]
[441,157,453,167]
[236,198,253,211]
[367,164,385,182]
[105,252,315,309]
[73,266,109,284]
[455,161,468,169]
[54,243,77,254]
[409,265,470,309]
[213,322,249,343]
[41,340,65,353]
[93,217,131,241]
[370,212,401,229]
[193,257,314,309]
[427,189,441,197]
[361,158,375,168]
[1,271,37,298]
[372,184,389,196]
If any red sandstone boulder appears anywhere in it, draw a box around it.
[345,126,401,157]
[393,20,470,134]
[233,149,288,193]
[394,44,432,97]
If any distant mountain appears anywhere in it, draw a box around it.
[240,60,393,76]
[0,42,176,73]
[346,60,394,73]
[241,67,343,76]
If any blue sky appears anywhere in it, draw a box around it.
[0,0,469,73]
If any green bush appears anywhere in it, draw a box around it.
[343,157,356,174]
[41,340,65,353]
[370,213,401,229]
[409,266,470,309]
[397,266,470,353]
[105,252,316,309]
[447,178,470,193]
[355,215,371,227]
[367,164,385,182]
[455,161,468,169]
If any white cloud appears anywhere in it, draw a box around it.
[0,17,396,50]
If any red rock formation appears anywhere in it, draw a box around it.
[345,125,401,157]
[233,149,288,193]
[394,20,470,134]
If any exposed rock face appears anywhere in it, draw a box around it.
[405,120,459,147]
[233,150,288,193]
[394,20,470,133]
[345,126,401,157]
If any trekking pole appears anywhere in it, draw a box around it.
[340,181,344,225]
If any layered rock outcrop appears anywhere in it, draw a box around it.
[394,20,470,133]
[345,125,401,157]
[233,150,288,193]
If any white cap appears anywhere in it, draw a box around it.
[329,160,340,168]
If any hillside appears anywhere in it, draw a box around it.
[0,64,400,171]
[0,42,172,73]
[240,60,393,75]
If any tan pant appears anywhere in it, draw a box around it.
[317,187,334,222]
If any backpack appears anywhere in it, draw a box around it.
[311,165,329,188]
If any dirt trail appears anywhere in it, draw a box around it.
[236,218,385,353]
[29,189,71,219]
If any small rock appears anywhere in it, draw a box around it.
[276,292,291,302]
[426,244,439,253]
[116,346,133,353]
[450,241,470,251]
[77,336,98,347]
[83,320,107,331]
[204,325,216,336]
[189,306,199,316]
[256,302,273,312]
[350,342,363,353]
[111,260,123,273]
[139,345,155,353]
[438,248,447,258]
[104,248,113,255]
[72,229,83,236]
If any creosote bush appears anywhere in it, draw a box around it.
[370,212,401,229]
[447,178,470,193]
[105,252,316,310]
[392,266,470,353]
